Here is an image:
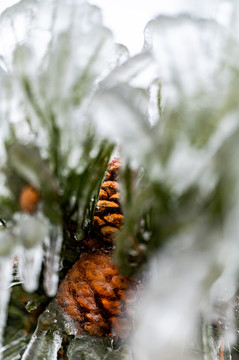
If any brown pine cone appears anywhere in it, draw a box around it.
[93,157,123,243]
[56,252,140,338]
[56,158,141,339]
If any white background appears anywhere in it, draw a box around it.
[89,0,163,54]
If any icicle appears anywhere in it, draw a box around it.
[22,329,62,360]
[21,304,62,360]
[1,335,30,360]
[43,225,63,297]
[0,229,17,359]
[202,319,234,360]
[201,320,218,360]
[216,322,233,360]
[0,258,13,360]
[17,214,47,292]
[148,78,161,126]
[114,43,130,67]
[18,245,44,293]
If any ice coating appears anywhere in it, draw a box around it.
[139,10,239,190]
[0,0,117,169]
[90,84,153,168]
[21,305,62,360]
[0,0,121,306]
[144,15,226,109]
[100,52,154,89]
[130,4,239,359]
[67,334,133,359]
[132,234,211,360]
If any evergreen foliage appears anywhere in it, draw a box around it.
[0,0,238,359]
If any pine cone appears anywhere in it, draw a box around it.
[93,158,123,243]
[56,252,139,338]
[56,158,141,339]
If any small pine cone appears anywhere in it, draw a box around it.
[93,158,123,242]
[56,252,140,338]
[19,185,40,214]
